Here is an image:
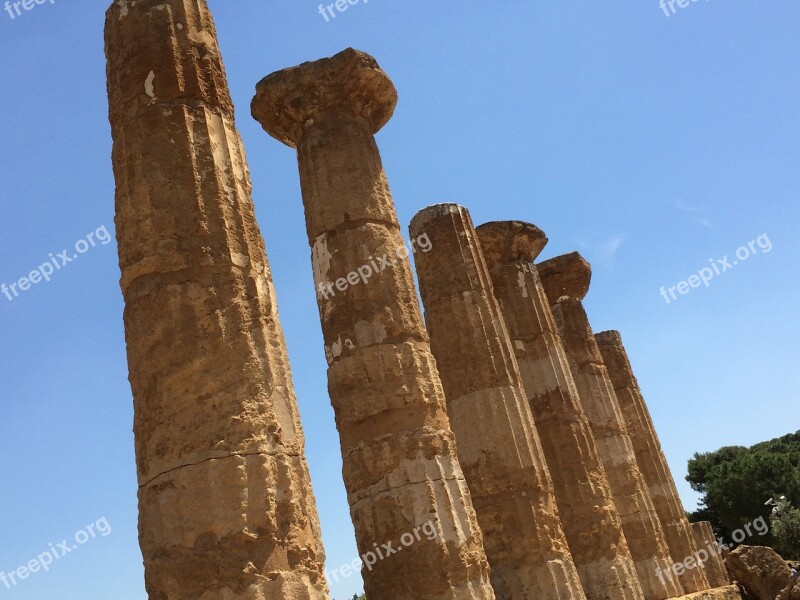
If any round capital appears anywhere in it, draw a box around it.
[251,48,398,148]
[536,251,592,301]
[475,221,548,266]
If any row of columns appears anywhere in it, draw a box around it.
[105,4,726,597]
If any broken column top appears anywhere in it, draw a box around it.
[251,47,398,148]
[595,330,637,390]
[475,220,548,265]
[409,202,461,233]
[537,251,592,302]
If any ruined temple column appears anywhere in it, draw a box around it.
[251,50,495,600]
[595,331,713,593]
[105,1,328,597]
[538,253,695,598]
[410,205,586,600]
[690,522,730,588]
[476,221,660,600]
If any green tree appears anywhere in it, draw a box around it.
[687,431,800,548]
[770,496,800,560]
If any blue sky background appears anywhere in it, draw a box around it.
[0,1,797,598]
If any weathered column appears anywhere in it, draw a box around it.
[538,253,696,598]
[251,50,495,600]
[595,330,712,593]
[410,205,586,600]
[476,221,659,600]
[105,1,328,598]
[690,522,730,588]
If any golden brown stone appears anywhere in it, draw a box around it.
[595,330,712,594]
[477,221,659,600]
[539,253,693,599]
[105,1,328,597]
[251,49,495,600]
[411,205,586,600]
[690,522,731,588]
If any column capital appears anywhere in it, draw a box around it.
[537,251,592,302]
[251,47,397,148]
[475,220,548,266]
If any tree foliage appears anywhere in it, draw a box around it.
[687,430,800,550]
[771,496,800,560]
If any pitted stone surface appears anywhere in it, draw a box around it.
[537,252,591,302]
[412,205,586,600]
[477,221,658,600]
[252,51,495,599]
[596,330,711,594]
[105,1,328,597]
[539,253,694,599]
[690,522,731,588]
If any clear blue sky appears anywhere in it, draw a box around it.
[0,1,797,598]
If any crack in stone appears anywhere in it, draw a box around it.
[139,448,303,489]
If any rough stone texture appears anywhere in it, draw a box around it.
[725,546,793,600]
[779,580,800,600]
[538,253,700,598]
[477,221,660,600]
[676,586,742,600]
[251,50,495,600]
[594,329,711,594]
[690,522,731,588]
[105,1,329,598]
[410,206,586,600]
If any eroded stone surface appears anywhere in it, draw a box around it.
[252,50,495,599]
[539,253,696,598]
[105,1,328,597]
[411,205,586,600]
[689,522,731,589]
[477,221,656,600]
[676,585,742,600]
[596,330,711,595]
[726,545,793,600]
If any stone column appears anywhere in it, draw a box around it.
[410,205,586,600]
[476,221,658,600]
[105,1,328,598]
[595,330,712,594]
[251,50,495,600]
[691,522,730,588]
[538,253,695,598]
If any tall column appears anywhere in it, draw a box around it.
[595,330,712,593]
[690,522,730,588]
[105,1,328,598]
[537,253,696,598]
[410,205,586,600]
[476,221,659,600]
[251,49,495,600]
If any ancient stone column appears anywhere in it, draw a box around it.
[538,253,697,598]
[251,50,495,600]
[595,330,713,594]
[410,205,586,600]
[690,522,730,588]
[105,1,328,598]
[476,221,662,600]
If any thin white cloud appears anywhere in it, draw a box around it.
[575,234,626,266]
[675,197,714,228]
